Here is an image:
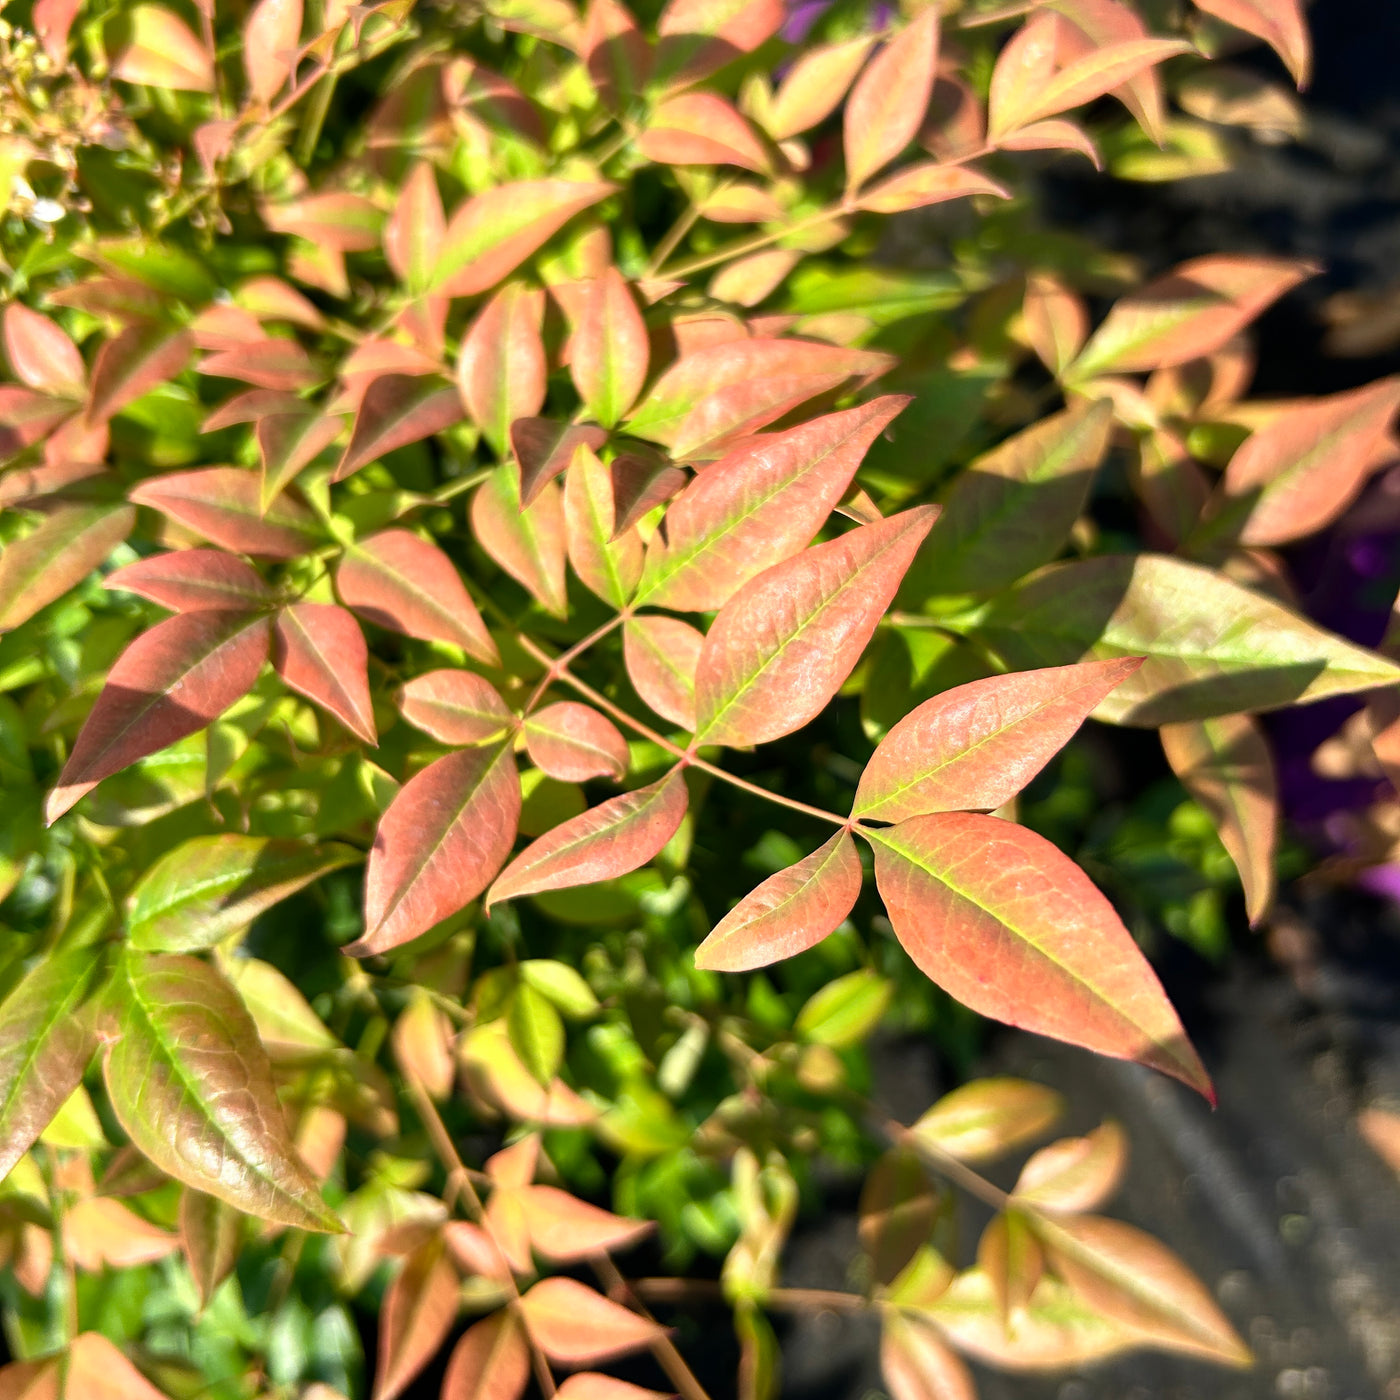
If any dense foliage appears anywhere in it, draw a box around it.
[0,0,1391,1396]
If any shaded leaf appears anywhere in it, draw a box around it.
[221,955,337,1057]
[103,951,342,1231]
[3,304,85,397]
[433,181,616,298]
[87,325,193,425]
[794,968,892,1048]
[199,341,321,392]
[555,1378,669,1400]
[583,0,651,109]
[105,549,275,614]
[912,1079,1065,1165]
[1024,274,1089,376]
[623,614,704,729]
[908,399,1112,599]
[263,193,383,252]
[1194,0,1309,87]
[695,830,861,971]
[0,947,105,1182]
[349,745,521,956]
[565,443,643,608]
[0,503,134,633]
[487,770,688,907]
[1067,256,1315,379]
[1013,1121,1128,1214]
[129,467,320,559]
[512,418,609,506]
[508,982,565,1087]
[66,1332,172,1399]
[46,610,272,824]
[337,529,498,665]
[694,508,937,746]
[1160,714,1277,926]
[844,11,941,190]
[179,1189,241,1307]
[524,702,628,782]
[274,602,377,744]
[471,464,568,618]
[852,659,1140,821]
[571,268,649,428]
[520,1277,664,1365]
[458,284,547,458]
[1031,1213,1251,1365]
[335,374,464,481]
[460,1022,597,1126]
[441,1309,531,1400]
[637,396,909,612]
[655,0,783,86]
[977,1210,1043,1321]
[859,1146,940,1288]
[127,834,359,951]
[258,412,345,509]
[398,670,513,746]
[873,815,1211,1097]
[625,338,895,460]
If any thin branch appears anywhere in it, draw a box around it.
[631,1278,868,1314]
[521,613,628,717]
[658,205,848,281]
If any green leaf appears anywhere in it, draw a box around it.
[0,947,106,1182]
[507,982,566,1087]
[102,950,343,1232]
[519,960,600,1018]
[972,553,1400,725]
[794,969,892,1049]
[126,835,361,952]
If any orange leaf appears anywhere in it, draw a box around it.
[583,0,651,108]
[3,304,85,397]
[374,1237,459,1400]
[519,1278,665,1365]
[263,192,383,252]
[912,1079,1064,1165]
[471,465,569,618]
[694,830,861,971]
[881,1311,977,1400]
[110,6,214,91]
[844,10,941,191]
[857,162,1008,214]
[516,1184,651,1261]
[458,284,547,458]
[67,1332,172,1399]
[564,442,643,609]
[571,268,649,428]
[1013,1121,1128,1214]
[1194,0,1310,87]
[639,93,771,174]
[441,1310,532,1400]
[524,702,629,783]
[398,671,513,746]
[1023,272,1089,376]
[766,34,874,141]
[62,1197,180,1272]
[622,616,703,735]
[384,162,447,293]
[244,0,303,103]
[555,1377,670,1400]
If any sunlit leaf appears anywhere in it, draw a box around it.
[571,268,649,428]
[374,1236,459,1400]
[3,304,85,397]
[441,1309,531,1400]
[857,162,1009,214]
[0,502,134,633]
[623,614,704,730]
[87,325,194,425]
[564,443,643,608]
[384,161,447,294]
[105,549,276,614]
[110,6,214,90]
[1194,0,1309,86]
[244,0,303,103]
[873,817,1213,1097]
[335,374,464,481]
[694,508,937,746]
[258,411,345,509]
[398,670,513,746]
[524,702,628,783]
[881,1312,976,1400]
[520,1277,664,1365]
[273,602,377,744]
[766,34,874,141]
[129,467,320,559]
[471,464,569,618]
[458,284,547,458]
[1013,1121,1128,1214]
[639,93,771,174]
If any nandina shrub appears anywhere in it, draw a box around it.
[0,0,1392,1395]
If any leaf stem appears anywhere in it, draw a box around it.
[631,1278,868,1313]
[658,204,848,281]
[520,613,628,717]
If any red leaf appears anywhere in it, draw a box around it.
[694,830,861,971]
[1220,377,1400,546]
[441,1310,531,1400]
[348,745,520,956]
[457,284,548,457]
[374,1237,458,1400]
[129,467,320,559]
[524,702,628,782]
[398,670,514,746]
[433,181,616,298]
[336,529,498,664]
[32,0,82,62]
[870,812,1212,1099]
[0,459,108,510]
[487,770,688,908]
[511,418,609,506]
[519,1277,665,1366]
[626,338,894,460]
[0,387,76,450]
[199,340,321,392]
[623,614,703,729]
[564,443,643,608]
[638,93,771,174]
[636,396,909,612]
[105,548,275,613]
[87,325,193,425]
[1160,715,1277,926]
[244,0,302,102]
[856,162,1008,214]
[1194,0,1309,87]
[263,192,383,252]
[555,1377,670,1400]
[852,660,1142,822]
[66,1332,172,1400]
[0,502,135,632]
[273,603,377,744]
[611,453,687,535]
[202,388,307,432]
[3,304,85,397]
[46,610,271,823]
[190,304,265,352]
[694,508,938,747]
[334,374,464,481]
[571,268,649,428]
[257,411,345,508]
[1069,256,1316,378]
[844,9,941,190]
[470,465,569,618]
[384,161,446,292]
[516,1185,651,1261]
